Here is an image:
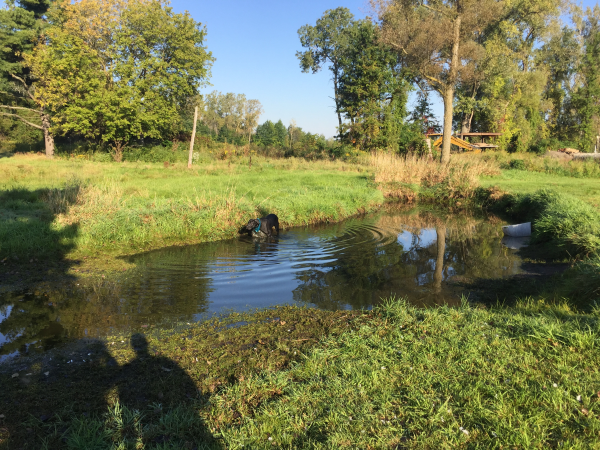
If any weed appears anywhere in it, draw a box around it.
[371,152,500,204]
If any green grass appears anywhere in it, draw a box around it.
[481,170,600,207]
[0,155,382,273]
[4,299,599,449]
[213,299,600,449]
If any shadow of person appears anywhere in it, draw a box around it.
[109,333,216,446]
[114,334,200,410]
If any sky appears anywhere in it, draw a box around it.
[170,0,599,138]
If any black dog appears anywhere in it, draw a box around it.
[246,214,279,237]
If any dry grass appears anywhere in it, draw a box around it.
[371,152,501,203]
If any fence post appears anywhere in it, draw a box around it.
[426,138,432,160]
[188,106,198,169]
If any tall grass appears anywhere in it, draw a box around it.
[371,152,500,203]
[502,189,600,256]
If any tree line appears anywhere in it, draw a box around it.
[1,0,599,162]
[298,1,600,161]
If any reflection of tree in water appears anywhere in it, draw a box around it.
[292,211,522,309]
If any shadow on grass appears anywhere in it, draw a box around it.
[0,306,358,448]
[0,334,216,449]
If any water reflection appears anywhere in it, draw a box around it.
[0,209,523,357]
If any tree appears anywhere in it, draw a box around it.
[443,0,561,151]
[297,7,355,133]
[537,27,581,141]
[376,0,503,163]
[337,20,410,151]
[26,0,214,160]
[273,120,288,147]
[241,99,263,144]
[0,0,55,156]
[203,91,262,144]
[410,89,441,134]
[570,10,600,152]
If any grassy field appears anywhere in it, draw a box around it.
[0,154,382,275]
[2,300,598,449]
[2,150,600,448]
[481,169,600,207]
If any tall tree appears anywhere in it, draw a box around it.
[449,0,561,151]
[337,20,410,151]
[0,0,54,156]
[26,0,214,160]
[376,0,503,163]
[241,99,263,145]
[297,7,354,133]
[537,26,580,141]
[202,91,262,143]
[570,10,600,152]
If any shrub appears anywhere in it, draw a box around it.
[123,145,183,163]
[371,152,500,204]
[508,159,526,170]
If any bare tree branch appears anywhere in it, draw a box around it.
[419,1,445,15]
[9,73,34,100]
[0,112,43,129]
[0,104,42,113]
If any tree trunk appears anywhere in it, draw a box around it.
[333,66,343,133]
[460,111,473,135]
[440,15,461,164]
[41,112,54,159]
[441,86,454,164]
[112,141,125,162]
[426,138,432,160]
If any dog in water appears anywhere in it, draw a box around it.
[245,214,279,237]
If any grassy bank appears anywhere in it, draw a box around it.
[0,154,381,274]
[1,152,504,279]
[2,300,598,449]
[481,169,600,207]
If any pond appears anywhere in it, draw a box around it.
[0,208,524,359]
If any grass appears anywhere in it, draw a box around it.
[480,151,600,179]
[493,189,600,257]
[371,152,500,204]
[2,299,599,449]
[480,169,600,207]
[1,151,600,448]
[0,154,382,274]
[0,306,364,449]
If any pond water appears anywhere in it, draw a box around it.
[0,208,524,359]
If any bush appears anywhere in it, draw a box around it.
[528,138,578,155]
[91,152,113,163]
[123,145,184,163]
[508,159,526,170]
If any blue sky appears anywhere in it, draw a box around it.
[170,0,598,138]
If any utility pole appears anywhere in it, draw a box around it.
[188,106,198,169]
